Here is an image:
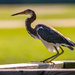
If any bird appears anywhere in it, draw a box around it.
[12,9,75,62]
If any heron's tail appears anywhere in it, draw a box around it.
[67,46,74,50]
[67,41,75,50]
[62,45,74,50]
[61,40,75,50]
[69,41,75,46]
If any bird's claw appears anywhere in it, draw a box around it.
[30,61,55,65]
[41,61,55,65]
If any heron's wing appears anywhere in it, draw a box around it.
[36,25,65,43]
[36,25,75,47]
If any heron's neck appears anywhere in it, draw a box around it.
[25,12,36,35]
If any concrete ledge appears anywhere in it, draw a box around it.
[0,61,75,75]
[0,61,75,69]
[0,61,63,69]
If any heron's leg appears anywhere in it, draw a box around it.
[59,46,64,55]
[49,46,64,62]
[42,46,59,62]
[42,54,58,62]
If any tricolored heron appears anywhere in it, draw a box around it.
[12,9,75,62]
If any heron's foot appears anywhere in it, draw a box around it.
[40,60,55,65]
[30,61,43,63]
[43,61,55,65]
[30,61,55,65]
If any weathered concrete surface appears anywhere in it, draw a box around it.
[0,61,75,75]
[0,61,63,69]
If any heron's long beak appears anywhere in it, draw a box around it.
[11,11,25,16]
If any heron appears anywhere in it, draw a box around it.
[12,9,75,62]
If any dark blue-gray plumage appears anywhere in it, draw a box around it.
[35,25,75,50]
[12,9,75,62]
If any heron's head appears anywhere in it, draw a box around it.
[12,9,34,16]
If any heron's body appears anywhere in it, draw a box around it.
[12,9,75,62]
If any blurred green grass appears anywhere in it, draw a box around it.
[0,4,75,20]
[0,27,75,64]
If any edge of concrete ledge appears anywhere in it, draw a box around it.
[0,61,63,69]
[0,61,75,69]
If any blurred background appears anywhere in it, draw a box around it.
[0,0,75,64]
